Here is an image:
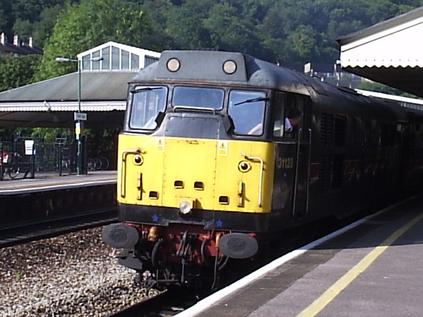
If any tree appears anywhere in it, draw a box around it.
[0,55,40,92]
[203,2,260,55]
[0,6,6,31]
[11,0,66,22]
[137,0,175,50]
[286,25,318,63]
[0,0,13,35]
[32,5,65,47]
[164,0,213,49]
[12,18,33,40]
[34,0,156,81]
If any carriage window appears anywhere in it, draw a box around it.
[172,86,224,110]
[129,86,167,130]
[228,90,267,135]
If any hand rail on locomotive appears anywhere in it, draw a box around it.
[242,154,265,207]
[306,128,312,214]
[120,148,143,197]
[292,128,302,216]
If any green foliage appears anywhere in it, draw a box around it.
[3,0,423,69]
[30,127,71,143]
[12,18,33,38]
[164,0,212,49]
[1,0,73,43]
[135,0,423,66]
[34,0,155,81]
[0,7,6,31]
[287,25,318,60]
[85,128,118,156]
[32,5,65,47]
[203,2,260,55]
[0,0,13,34]
[0,55,40,91]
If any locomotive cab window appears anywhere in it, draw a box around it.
[172,86,224,110]
[228,90,267,136]
[129,86,167,130]
[283,95,303,139]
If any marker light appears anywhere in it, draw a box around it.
[223,60,237,74]
[238,161,251,173]
[179,199,193,215]
[134,154,143,165]
[167,58,180,72]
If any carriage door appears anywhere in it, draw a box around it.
[289,95,311,218]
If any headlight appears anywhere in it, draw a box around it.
[167,58,180,72]
[179,199,193,215]
[223,60,237,74]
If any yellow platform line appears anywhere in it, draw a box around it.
[297,212,423,317]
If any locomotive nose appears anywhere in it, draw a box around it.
[102,223,139,249]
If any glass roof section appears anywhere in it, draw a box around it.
[78,41,160,72]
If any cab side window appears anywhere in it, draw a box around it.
[272,92,285,138]
[228,90,266,136]
[284,95,303,139]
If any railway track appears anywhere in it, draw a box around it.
[109,287,208,317]
[0,208,117,247]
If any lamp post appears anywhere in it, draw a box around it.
[55,56,102,175]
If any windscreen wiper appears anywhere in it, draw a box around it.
[172,106,216,114]
[234,97,269,106]
[130,87,163,93]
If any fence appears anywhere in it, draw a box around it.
[0,138,35,181]
[0,137,114,180]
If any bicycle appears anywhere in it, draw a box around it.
[1,151,22,179]
[87,156,110,171]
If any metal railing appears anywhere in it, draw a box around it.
[0,137,114,180]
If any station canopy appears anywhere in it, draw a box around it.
[337,6,423,98]
[0,42,160,128]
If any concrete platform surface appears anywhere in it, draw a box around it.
[179,196,423,317]
[0,170,116,194]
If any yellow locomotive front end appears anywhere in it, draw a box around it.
[118,134,275,215]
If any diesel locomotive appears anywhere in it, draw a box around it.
[102,50,423,288]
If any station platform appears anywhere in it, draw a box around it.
[0,171,117,236]
[179,195,423,317]
[0,170,116,195]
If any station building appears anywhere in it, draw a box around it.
[337,6,423,99]
[0,41,160,128]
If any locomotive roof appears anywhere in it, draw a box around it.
[131,50,315,95]
[130,50,412,121]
